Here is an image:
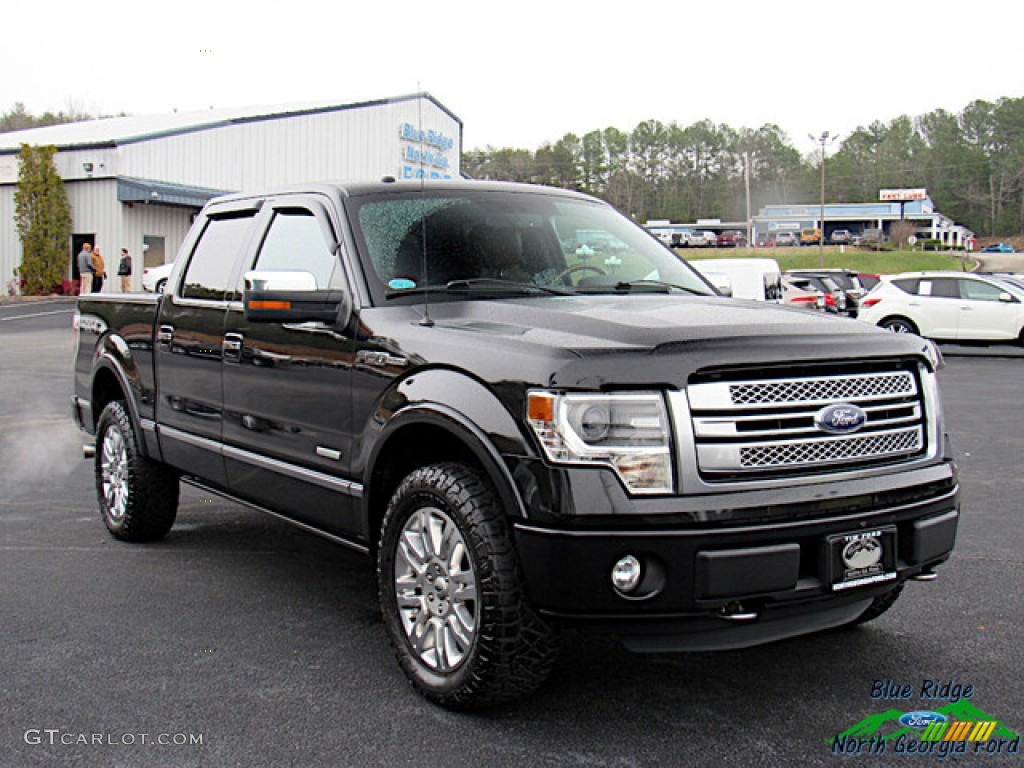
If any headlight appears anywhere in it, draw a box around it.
[527,391,674,494]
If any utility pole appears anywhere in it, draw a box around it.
[743,150,752,247]
[809,131,837,268]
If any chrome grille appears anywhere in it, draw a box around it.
[687,369,927,478]
[728,372,915,407]
[739,427,922,468]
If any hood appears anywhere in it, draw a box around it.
[363,294,933,388]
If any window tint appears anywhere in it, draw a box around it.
[891,278,919,294]
[960,279,1006,302]
[919,278,959,298]
[252,209,338,289]
[181,214,255,301]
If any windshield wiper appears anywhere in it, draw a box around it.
[386,278,573,299]
[446,278,573,295]
[575,279,705,295]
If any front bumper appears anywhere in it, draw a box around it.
[514,478,958,651]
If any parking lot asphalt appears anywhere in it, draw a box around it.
[1,304,1021,768]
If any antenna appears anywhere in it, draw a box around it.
[417,83,433,327]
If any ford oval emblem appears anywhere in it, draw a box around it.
[899,711,947,729]
[814,403,868,434]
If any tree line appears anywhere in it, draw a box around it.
[463,97,1024,238]
[5,97,1024,236]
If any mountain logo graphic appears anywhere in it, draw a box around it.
[830,700,1019,744]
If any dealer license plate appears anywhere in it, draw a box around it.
[828,527,898,592]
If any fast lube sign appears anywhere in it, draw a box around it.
[400,123,455,179]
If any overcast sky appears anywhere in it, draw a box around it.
[5,0,1023,155]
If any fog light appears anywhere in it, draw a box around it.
[611,555,642,593]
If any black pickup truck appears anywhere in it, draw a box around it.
[73,180,959,708]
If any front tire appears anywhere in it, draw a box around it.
[880,317,918,335]
[95,401,179,541]
[377,463,557,709]
[852,584,905,625]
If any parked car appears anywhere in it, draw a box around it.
[648,228,675,247]
[774,231,799,247]
[858,271,1024,344]
[786,268,865,316]
[715,230,747,248]
[830,229,853,245]
[782,276,825,311]
[695,230,717,247]
[800,227,822,246]
[981,242,1015,253]
[858,273,881,291]
[690,258,783,302]
[141,262,174,293]
[992,274,1024,292]
[676,229,701,247]
[790,274,847,314]
[755,232,775,247]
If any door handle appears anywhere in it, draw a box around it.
[223,332,244,363]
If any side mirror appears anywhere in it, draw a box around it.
[998,291,1016,303]
[245,270,317,292]
[243,270,351,325]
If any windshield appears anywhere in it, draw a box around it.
[347,187,715,304]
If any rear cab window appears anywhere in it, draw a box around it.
[180,211,259,302]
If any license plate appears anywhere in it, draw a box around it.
[828,527,897,591]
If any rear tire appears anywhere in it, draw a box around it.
[95,401,179,541]
[377,462,557,709]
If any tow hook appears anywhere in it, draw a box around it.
[719,601,759,621]
[83,443,96,459]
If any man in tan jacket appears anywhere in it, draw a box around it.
[91,247,106,293]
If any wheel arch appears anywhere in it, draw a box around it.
[90,349,150,457]
[362,406,527,554]
[878,314,920,335]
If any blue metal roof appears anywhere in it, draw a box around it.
[116,176,230,208]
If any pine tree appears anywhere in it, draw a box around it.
[14,144,71,294]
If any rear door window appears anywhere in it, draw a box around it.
[918,278,959,299]
[180,213,257,301]
[890,278,920,294]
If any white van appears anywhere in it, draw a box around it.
[689,258,784,303]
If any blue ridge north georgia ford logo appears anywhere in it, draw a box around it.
[814,403,868,434]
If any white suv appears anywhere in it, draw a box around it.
[858,271,1024,344]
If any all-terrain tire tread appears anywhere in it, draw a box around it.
[95,401,179,542]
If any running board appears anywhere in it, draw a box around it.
[180,477,371,556]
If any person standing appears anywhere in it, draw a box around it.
[77,243,95,295]
[117,248,132,292]
[91,247,106,293]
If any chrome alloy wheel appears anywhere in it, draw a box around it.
[393,506,478,672]
[101,425,129,522]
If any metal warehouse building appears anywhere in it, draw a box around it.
[0,92,461,292]
[752,191,974,247]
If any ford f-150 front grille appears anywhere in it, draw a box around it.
[687,369,926,478]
